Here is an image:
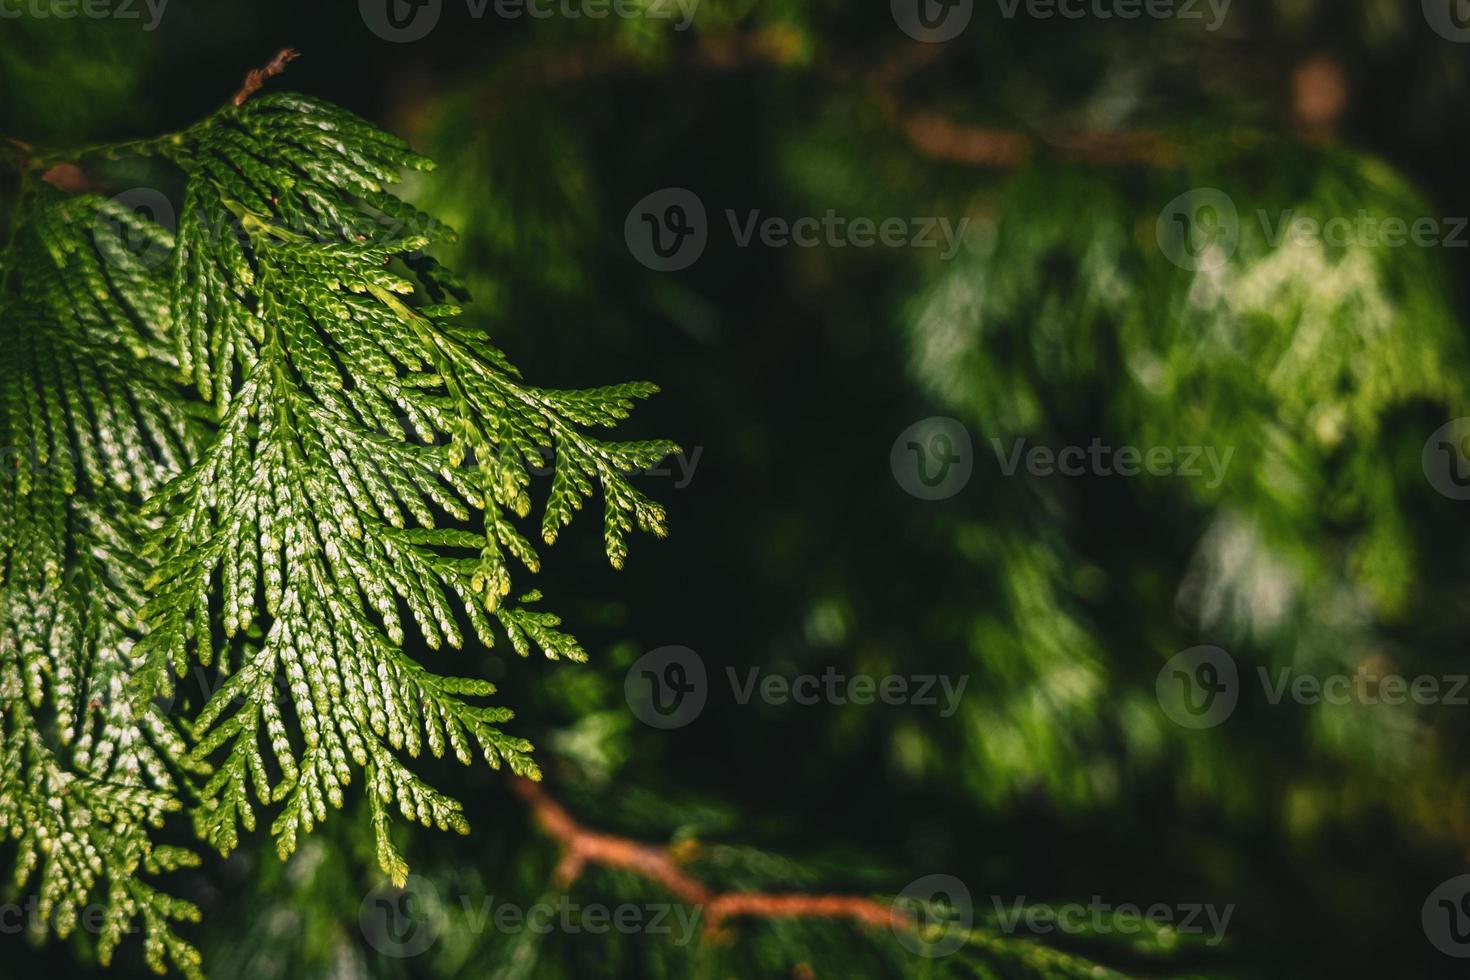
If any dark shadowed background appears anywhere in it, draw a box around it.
[5,1,1470,977]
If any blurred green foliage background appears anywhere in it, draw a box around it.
[5,0,1470,976]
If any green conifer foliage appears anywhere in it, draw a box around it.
[127,94,678,879]
[899,149,1470,818]
[1,191,206,977]
[2,91,678,972]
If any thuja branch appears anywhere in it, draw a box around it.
[509,779,1152,979]
[509,776,902,935]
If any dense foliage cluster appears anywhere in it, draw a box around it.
[1,93,675,976]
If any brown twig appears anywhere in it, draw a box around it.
[523,34,1172,168]
[509,776,907,936]
[233,48,300,107]
[894,109,1036,167]
[867,43,1174,168]
[448,33,1167,170]
[39,163,90,192]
